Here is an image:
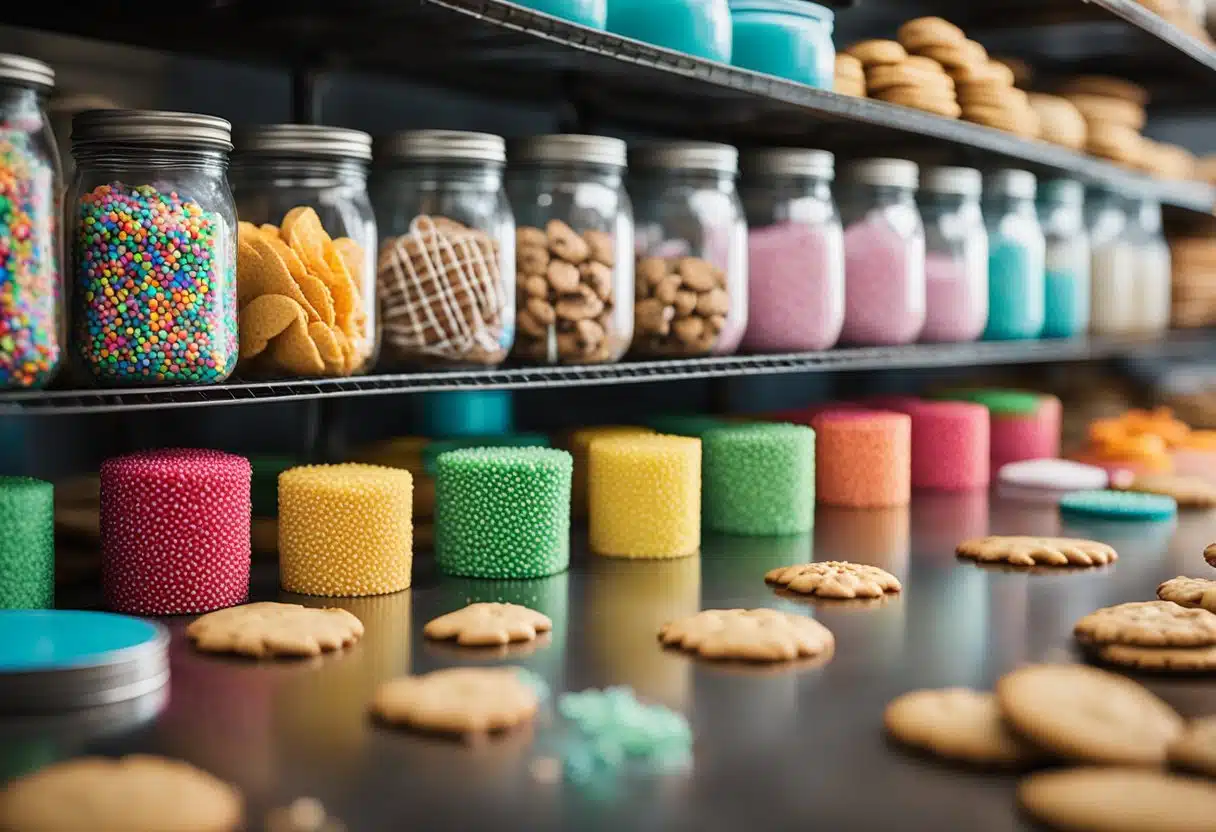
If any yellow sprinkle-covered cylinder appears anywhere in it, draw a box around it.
[279,463,414,596]
[567,425,655,518]
[588,435,701,559]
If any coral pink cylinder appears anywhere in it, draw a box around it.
[811,409,911,508]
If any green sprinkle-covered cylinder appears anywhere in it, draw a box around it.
[703,423,815,535]
[0,476,54,608]
[435,447,573,579]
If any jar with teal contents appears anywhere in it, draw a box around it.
[982,169,1044,341]
[1037,179,1090,338]
[607,0,732,63]
[516,0,606,28]
[727,0,834,88]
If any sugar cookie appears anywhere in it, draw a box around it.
[845,39,907,67]
[1019,768,1216,832]
[658,608,834,663]
[1095,642,1216,672]
[187,601,364,658]
[423,602,552,647]
[884,688,1040,766]
[1171,717,1216,777]
[897,16,966,52]
[765,561,902,600]
[1158,576,1216,612]
[1114,473,1216,508]
[956,535,1117,568]
[1075,601,1216,648]
[371,667,539,735]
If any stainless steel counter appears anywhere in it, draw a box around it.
[5,493,1215,831]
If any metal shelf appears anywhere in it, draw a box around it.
[3,331,1212,415]
[1089,0,1216,74]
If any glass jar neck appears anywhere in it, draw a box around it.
[920,190,977,211]
[0,83,45,127]
[232,156,368,187]
[744,172,832,197]
[382,159,503,190]
[513,160,623,187]
[852,182,915,206]
[983,192,1035,216]
[636,169,736,191]
[73,145,230,173]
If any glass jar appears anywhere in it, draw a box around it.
[1088,188,1137,335]
[630,142,747,357]
[918,166,987,343]
[0,55,62,390]
[506,135,633,364]
[372,131,514,367]
[738,148,843,352]
[607,0,732,63]
[230,125,378,378]
[69,110,237,386]
[839,158,925,346]
[728,0,835,89]
[982,169,1045,341]
[1127,198,1172,334]
[1037,179,1090,338]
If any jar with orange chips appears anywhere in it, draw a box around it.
[372,130,515,367]
[230,125,377,378]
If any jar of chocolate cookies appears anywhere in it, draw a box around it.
[372,130,515,367]
[629,142,748,358]
[506,135,633,364]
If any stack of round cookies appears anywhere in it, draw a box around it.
[898,17,1037,136]
[1141,139,1196,180]
[834,54,864,98]
[1060,76,1149,168]
[1027,94,1087,150]
[845,38,959,118]
[1169,237,1216,329]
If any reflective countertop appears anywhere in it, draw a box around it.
[4,493,1215,831]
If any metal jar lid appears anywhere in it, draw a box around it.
[742,148,834,179]
[985,168,1037,200]
[72,109,233,152]
[0,610,170,713]
[846,158,919,189]
[0,53,54,90]
[380,130,506,165]
[921,166,981,197]
[234,124,372,162]
[511,135,627,168]
[630,142,739,175]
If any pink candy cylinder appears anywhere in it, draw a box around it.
[742,222,844,352]
[101,448,252,615]
[905,401,990,490]
[990,396,1062,471]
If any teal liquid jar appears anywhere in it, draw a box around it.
[516,0,607,29]
[983,169,1045,341]
[607,0,732,63]
[728,0,835,88]
[1037,179,1090,338]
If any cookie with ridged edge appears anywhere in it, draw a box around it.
[765,561,901,599]
[1019,768,1216,832]
[996,664,1183,766]
[1159,576,1216,612]
[702,422,815,536]
[1075,601,1216,648]
[956,535,1117,568]
[1094,642,1216,672]
[884,688,1041,766]
[434,446,572,579]
[371,667,539,735]
[187,601,364,658]
[423,602,552,647]
[658,608,833,663]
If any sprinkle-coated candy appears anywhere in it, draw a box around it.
[811,409,911,508]
[434,447,572,580]
[101,449,251,615]
[0,476,54,609]
[557,686,692,780]
[279,464,414,597]
[588,434,701,559]
[73,183,237,384]
[567,425,654,518]
[0,132,59,389]
[702,422,815,535]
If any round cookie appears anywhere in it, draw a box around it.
[1075,601,1216,648]
[957,84,1025,109]
[1159,576,1216,612]
[1095,643,1216,672]
[371,667,539,735]
[1061,75,1150,107]
[658,608,834,663]
[876,88,962,119]
[884,688,1041,766]
[1206,542,1216,568]
[1087,123,1145,165]
[956,535,1117,568]
[1019,768,1216,832]
[835,53,863,82]
[1171,716,1216,777]
[866,63,955,94]
[916,40,988,70]
[423,602,552,647]
[897,16,966,52]
[961,103,1033,136]
[0,755,243,832]
[1067,93,1146,130]
[1113,473,1216,508]
[996,664,1183,766]
[765,561,902,600]
[950,60,1015,86]
[186,601,365,659]
[1028,93,1088,150]
[845,39,907,67]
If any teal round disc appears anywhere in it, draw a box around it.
[1059,490,1177,521]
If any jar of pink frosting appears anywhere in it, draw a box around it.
[738,148,843,352]
[918,166,987,343]
[630,142,749,357]
[839,158,925,346]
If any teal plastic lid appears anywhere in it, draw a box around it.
[417,391,513,438]
[0,610,164,671]
[728,0,834,24]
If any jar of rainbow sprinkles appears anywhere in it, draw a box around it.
[0,54,62,390]
[69,109,238,386]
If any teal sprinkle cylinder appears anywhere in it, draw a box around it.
[0,476,54,609]
[435,447,573,579]
[702,423,816,535]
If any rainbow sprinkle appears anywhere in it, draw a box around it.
[74,182,236,384]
